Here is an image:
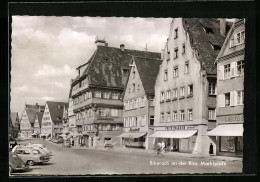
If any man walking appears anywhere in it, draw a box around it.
[161,140,165,153]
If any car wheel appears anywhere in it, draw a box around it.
[9,165,13,173]
[27,160,35,166]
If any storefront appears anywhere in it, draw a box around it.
[207,124,243,157]
[148,128,198,153]
[117,132,147,148]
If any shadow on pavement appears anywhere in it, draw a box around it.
[38,162,55,166]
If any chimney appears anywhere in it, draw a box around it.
[105,42,108,46]
[95,37,106,46]
[120,44,125,51]
[161,49,164,60]
[36,103,38,107]
[220,19,226,36]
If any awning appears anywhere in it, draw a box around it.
[207,124,243,136]
[148,130,197,138]
[116,132,146,138]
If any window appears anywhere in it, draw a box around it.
[129,101,133,110]
[224,64,231,79]
[160,91,165,102]
[160,113,165,122]
[182,43,185,54]
[173,88,178,99]
[150,115,154,125]
[94,91,101,98]
[237,90,244,105]
[236,31,245,45]
[173,66,178,77]
[111,92,119,99]
[149,99,154,106]
[134,99,139,108]
[225,93,230,107]
[132,71,135,79]
[111,109,119,117]
[103,92,110,99]
[132,84,135,92]
[180,87,185,97]
[187,84,193,96]
[209,83,216,95]
[172,111,177,122]
[167,51,170,61]
[166,90,171,101]
[164,69,168,81]
[124,101,129,110]
[140,97,145,107]
[174,48,178,59]
[188,109,193,121]
[166,112,171,122]
[230,37,235,48]
[185,61,189,74]
[137,85,140,90]
[174,28,178,39]
[237,60,244,75]
[98,108,106,117]
[208,109,216,120]
[141,116,146,126]
[180,110,185,121]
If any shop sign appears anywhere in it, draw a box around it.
[129,127,140,132]
[165,125,196,131]
[219,115,243,123]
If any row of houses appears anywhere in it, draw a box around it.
[11,18,244,158]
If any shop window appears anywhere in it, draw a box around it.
[173,66,178,77]
[237,60,244,75]
[219,136,244,153]
[209,82,216,95]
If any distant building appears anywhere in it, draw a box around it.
[119,56,162,150]
[62,103,69,134]
[19,103,44,138]
[68,84,77,136]
[10,112,20,139]
[207,19,244,157]
[41,101,68,139]
[152,18,230,155]
[71,40,160,148]
[33,112,43,138]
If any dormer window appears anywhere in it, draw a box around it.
[204,27,214,34]
[122,69,129,76]
[211,44,221,51]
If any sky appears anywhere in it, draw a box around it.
[10,16,172,115]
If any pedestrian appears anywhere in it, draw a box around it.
[209,143,214,156]
[72,140,74,146]
[161,140,165,153]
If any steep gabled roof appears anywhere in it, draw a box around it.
[25,108,39,124]
[182,18,232,75]
[72,45,160,88]
[46,101,68,123]
[35,112,44,127]
[133,56,162,95]
[10,112,18,127]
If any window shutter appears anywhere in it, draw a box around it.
[230,92,234,106]
[233,91,238,106]
[231,62,236,78]
[219,66,224,80]
[234,61,237,76]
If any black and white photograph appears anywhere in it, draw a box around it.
[6,2,256,177]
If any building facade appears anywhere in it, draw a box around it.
[120,56,161,150]
[207,19,244,157]
[41,101,68,139]
[71,40,160,149]
[152,18,229,155]
[33,112,43,137]
[10,112,20,139]
[20,103,44,138]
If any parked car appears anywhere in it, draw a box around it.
[19,145,50,157]
[53,139,58,143]
[13,147,49,166]
[57,138,64,144]
[30,144,52,155]
[9,152,29,173]
[16,137,24,141]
